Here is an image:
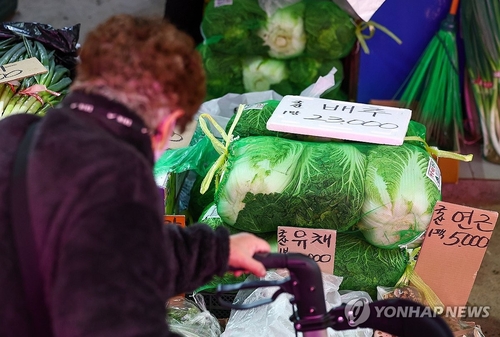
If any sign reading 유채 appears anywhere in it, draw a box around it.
[277,226,337,274]
[414,201,498,307]
[0,57,48,84]
[267,95,412,145]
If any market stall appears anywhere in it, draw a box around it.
[154,0,500,336]
[2,0,499,336]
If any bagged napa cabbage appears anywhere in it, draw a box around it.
[201,0,268,55]
[199,42,346,101]
[356,142,442,249]
[303,0,357,59]
[215,136,367,233]
[335,232,409,299]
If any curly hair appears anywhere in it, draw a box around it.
[72,14,206,131]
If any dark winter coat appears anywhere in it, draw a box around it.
[0,91,230,337]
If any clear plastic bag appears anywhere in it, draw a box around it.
[167,294,221,337]
[221,270,373,337]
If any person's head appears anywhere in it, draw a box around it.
[72,14,206,156]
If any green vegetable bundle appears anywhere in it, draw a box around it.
[201,0,356,59]
[199,43,345,101]
[205,101,442,249]
[201,0,269,56]
[0,37,72,118]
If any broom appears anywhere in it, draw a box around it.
[397,0,462,151]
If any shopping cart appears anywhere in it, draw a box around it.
[217,253,453,337]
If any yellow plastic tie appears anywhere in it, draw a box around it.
[396,247,420,287]
[404,136,473,162]
[355,20,403,54]
[396,248,445,313]
[199,104,245,194]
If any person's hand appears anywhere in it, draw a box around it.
[228,233,271,278]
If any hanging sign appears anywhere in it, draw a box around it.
[267,95,412,145]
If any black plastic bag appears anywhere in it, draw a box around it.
[0,21,80,76]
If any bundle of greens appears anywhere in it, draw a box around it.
[335,232,409,299]
[0,37,72,118]
[303,0,357,59]
[201,0,269,55]
[215,135,367,233]
[198,44,245,100]
[201,0,356,60]
[206,101,441,248]
[199,43,345,101]
[461,0,500,163]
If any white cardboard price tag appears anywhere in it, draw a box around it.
[267,95,412,145]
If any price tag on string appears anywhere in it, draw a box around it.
[0,57,47,84]
[267,95,412,145]
[414,201,498,307]
[277,226,336,274]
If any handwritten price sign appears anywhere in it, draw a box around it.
[277,226,336,274]
[0,57,47,84]
[415,201,498,307]
[267,95,412,145]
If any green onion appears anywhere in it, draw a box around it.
[461,0,500,163]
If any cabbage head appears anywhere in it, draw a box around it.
[357,143,442,249]
[258,2,307,59]
[215,136,366,233]
[242,56,288,92]
[201,0,268,55]
[303,0,357,59]
[198,44,245,100]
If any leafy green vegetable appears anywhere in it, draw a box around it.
[335,232,409,299]
[202,49,346,100]
[303,0,357,59]
[198,44,245,101]
[215,136,367,233]
[357,143,442,249]
[201,0,268,55]
[258,2,307,59]
[242,56,289,92]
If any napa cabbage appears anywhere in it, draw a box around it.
[303,0,357,59]
[357,143,442,249]
[242,56,288,92]
[258,2,307,59]
[215,136,367,233]
[201,0,268,55]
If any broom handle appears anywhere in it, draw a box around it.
[449,0,460,15]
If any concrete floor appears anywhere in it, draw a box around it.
[7,0,500,335]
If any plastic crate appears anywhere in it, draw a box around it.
[197,291,237,319]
